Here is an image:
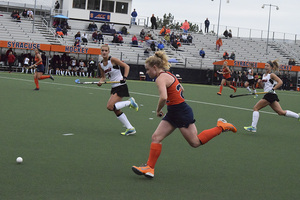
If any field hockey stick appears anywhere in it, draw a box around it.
[75,79,120,84]
[229,92,267,98]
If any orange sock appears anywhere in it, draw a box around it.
[39,75,51,80]
[147,143,162,169]
[219,85,223,93]
[229,85,236,90]
[197,127,222,145]
[34,78,39,89]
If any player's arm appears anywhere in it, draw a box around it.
[155,75,168,117]
[97,64,106,86]
[270,73,283,90]
[111,57,130,79]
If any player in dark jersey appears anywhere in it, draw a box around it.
[132,51,237,178]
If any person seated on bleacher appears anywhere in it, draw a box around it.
[170,32,175,44]
[160,26,167,36]
[56,25,64,37]
[97,31,104,44]
[150,41,156,51]
[74,39,80,47]
[117,34,124,43]
[92,31,98,42]
[181,33,188,43]
[223,51,229,60]
[229,52,235,60]
[223,29,229,39]
[11,10,18,19]
[199,48,205,58]
[187,34,193,43]
[112,33,120,43]
[22,9,27,18]
[144,34,150,41]
[140,29,145,40]
[131,35,138,46]
[121,26,128,35]
[74,31,81,42]
[228,29,232,38]
[89,22,97,31]
[172,39,178,50]
[62,26,68,36]
[157,41,164,50]
[27,9,34,20]
[166,26,171,35]
[82,32,88,45]
[100,23,110,32]
[164,33,170,44]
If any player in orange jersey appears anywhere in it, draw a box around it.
[29,48,54,90]
[131,51,237,178]
[217,61,236,95]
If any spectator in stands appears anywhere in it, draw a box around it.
[88,22,97,31]
[140,29,146,40]
[52,18,59,27]
[229,52,236,60]
[144,34,150,41]
[82,32,88,45]
[56,25,64,37]
[223,51,229,60]
[157,41,164,50]
[216,38,223,52]
[166,26,171,35]
[112,33,119,43]
[100,23,110,33]
[228,29,232,38]
[181,20,190,33]
[54,1,60,10]
[172,39,179,50]
[131,9,137,25]
[187,34,193,43]
[132,35,138,46]
[204,18,210,33]
[121,26,128,35]
[170,32,175,44]
[11,10,18,19]
[27,9,34,20]
[288,58,295,65]
[150,41,156,51]
[22,9,28,18]
[97,31,104,44]
[74,31,81,42]
[181,33,188,43]
[151,14,157,29]
[164,33,170,44]
[62,26,68,36]
[199,48,205,58]
[74,39,80,47]
[160,26,166,36]
[223,29,229,39]
[92,31,98,42]
[117,34,124,43]
[7,51,16,73]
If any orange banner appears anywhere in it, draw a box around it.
[0,40,51,51]
[213,60,300,72]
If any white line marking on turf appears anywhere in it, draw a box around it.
[2,75,298,116]
[63,133,74,136]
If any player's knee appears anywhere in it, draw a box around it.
[106,105,114,111]
[189,142,200,148]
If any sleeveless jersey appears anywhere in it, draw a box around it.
[262,73,277,93]
[100,56,124,88]
[247,69,254,80]
[35,54,43,65]
[160,71,185,106]
[222,67,231,79]
[24,57,30,65]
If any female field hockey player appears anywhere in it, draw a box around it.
[97,44,139,136]
[29,48,54,90]
[217,61,237,95]
[132,51,237,178]
[244,64,258,97]
[244,60,300,133]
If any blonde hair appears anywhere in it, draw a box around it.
[145,51,171,70]
[267,59,279,71]
[101,44,110,51]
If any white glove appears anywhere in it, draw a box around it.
[268,89,275,94]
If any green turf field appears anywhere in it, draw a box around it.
[1,72,300,200]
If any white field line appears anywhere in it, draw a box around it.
[2,76,295,116]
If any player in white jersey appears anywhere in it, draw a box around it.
[97,44,139,136]
[244,64,258,97]
[244,60,300,132]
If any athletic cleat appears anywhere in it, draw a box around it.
[217,118,237,133]
[34,88,39,91]
[234,87,237,93]
[132,164,154,178]
[129,97,139,111]
[244,126,257,133]
[121,127,136,136]
[217,92,222,95]
[254,94,258,98]
[50,75,54,81]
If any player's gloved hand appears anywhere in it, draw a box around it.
[97,81,102,87]
[268,89,275,94]
[120,77,127,84]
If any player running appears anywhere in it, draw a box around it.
[97,44,138,136]
[132,51,237,178]
[29,48,54,90]
[217,61,236,95]
[244,64,258,97]
[244,60,300,133]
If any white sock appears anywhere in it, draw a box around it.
[26,68,28,73]
[251,111,259,128]
[117,113,133,129]
[79,72,81,76]
[246,86,252,92]
[285,110,299,119]
[253,89,257,94]
[115,100,131,110]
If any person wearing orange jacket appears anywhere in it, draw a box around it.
[216,38,223,51]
